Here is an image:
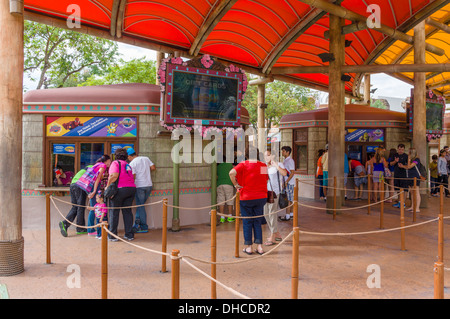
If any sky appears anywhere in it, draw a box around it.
[24,42,443,110]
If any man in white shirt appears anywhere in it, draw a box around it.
[279,146,296,221]
[127,148,156,233]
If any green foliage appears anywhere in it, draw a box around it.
[241,75,318,129]
[24,21,119,89]
[79,58,157,86]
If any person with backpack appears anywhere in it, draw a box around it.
[59,155,111,237]
[398,148,422,213]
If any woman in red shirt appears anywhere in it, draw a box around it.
[229,148,268,255]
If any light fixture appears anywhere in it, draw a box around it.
[341,74,352,82]
[318,53,335,63]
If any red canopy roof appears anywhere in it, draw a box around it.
[23,0,448,97]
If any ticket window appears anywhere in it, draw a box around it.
[80,143,105,168]
[51,144,76,187]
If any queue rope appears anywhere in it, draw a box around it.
[51,195,164,210]
[49,191,450,299]
[298,178,432,193]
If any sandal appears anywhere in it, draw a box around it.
[242,248,252,255]
[254,249,264,255]
[278,216,290,222]
[264,240,275,246]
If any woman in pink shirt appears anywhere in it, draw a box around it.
[105,148,136,241]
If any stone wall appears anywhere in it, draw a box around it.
[22,114,44,190]
[307,127,327,175]
[385,127,411,153]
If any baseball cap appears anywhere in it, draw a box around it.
[126,148,136,156]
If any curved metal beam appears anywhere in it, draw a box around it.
[189,0,239,56]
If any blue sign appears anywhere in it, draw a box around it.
[53,144,75,155]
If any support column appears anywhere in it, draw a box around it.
[327,14,346,211]
[364,74,371,104]
[257,83,266,153]
[0,0,24,276]
[155,51,165,85]
[413,21,428,208]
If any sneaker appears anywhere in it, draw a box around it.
[76,230,88,235]
[59,221,67,237]
[124,236,134,241]
[393,202,400,208]
[136,229,148,233]
[220,217,226,223]
[88,232,97,236]
[96,236,101,239]
[227,217,235,222]
[108,237,118,242]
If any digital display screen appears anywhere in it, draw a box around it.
[170,71,239,122]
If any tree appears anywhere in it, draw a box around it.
[79,58,157,86]
[241,75,319,130]
[24,21,119,89]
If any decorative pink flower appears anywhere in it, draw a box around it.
[171,57,183,65]
[201,54,214,69]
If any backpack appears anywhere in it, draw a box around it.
[75,163,103,193]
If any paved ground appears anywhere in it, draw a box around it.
[1,193,449,300]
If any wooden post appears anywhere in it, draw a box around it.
[171,249,180,299]
[161,198,168,273]
[367,174,372,215]
[434,262,444,299]
[257,83,266,152]
[0,0,24,277]
[293,179,299,226]
[364,74,370,104]
[46,193,51,264]
[400,191,406,251]
[380,180,384,229]
[413,20,428,210]
[155,51,165,85]
[435,185,445,299]
[333,176,337,220]
[413,177,417,222]
[101,222,108,299]
[291,227,300,299]
[439,185,444,262]
[326,13,345,214]
[234,191,240,258]
[211,209,217,299]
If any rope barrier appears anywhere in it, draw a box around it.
[47,184,450,299]
[165,194,236,210]
[297,193,398,211]
[51,195,164,210]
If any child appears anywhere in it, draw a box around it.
[93,192,108,239]
[429,154,438,196]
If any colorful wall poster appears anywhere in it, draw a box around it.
[345,129,384,142]
[46,116,137,137]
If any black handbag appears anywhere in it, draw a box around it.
[277,171,289,209]
[104,160,121,200]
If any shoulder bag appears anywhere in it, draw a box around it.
[277,171,289,209]
[104,160,121,200]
